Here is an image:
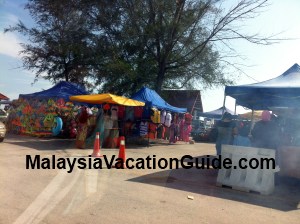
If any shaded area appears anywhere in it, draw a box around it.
[4,134,76,151]
[128,155,300,212]
[4,134,179,150]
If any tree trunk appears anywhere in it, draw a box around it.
[155,61,166,94]
[65,74,69,82]
[64,62,69,82]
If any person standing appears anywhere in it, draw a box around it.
[169,120,176,144]
[251,110,280,149]
[75,106,89,149]
[215,112,235,155]
[233,120,251,147]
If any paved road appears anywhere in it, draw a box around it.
[0,134,299,224]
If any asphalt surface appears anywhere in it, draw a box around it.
[0,134,299,224]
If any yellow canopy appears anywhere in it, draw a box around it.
[69,93,145,106]
[238,110,263,120]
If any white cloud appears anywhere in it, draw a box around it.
[0,32,23,58]
[2,13,19,26]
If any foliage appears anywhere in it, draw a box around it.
[5,0,277,95]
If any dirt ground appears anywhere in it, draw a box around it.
[0,134,299,224]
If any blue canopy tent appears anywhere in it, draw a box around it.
[9,81,90,137]
[226,64,300,181]
[19,81,88,100]
[198,106,235,119]
[131,87,187,113]
[225,63,300,110]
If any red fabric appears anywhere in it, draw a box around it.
[134,106,143,119]
[148,123,157,139]
[103,104,110,110]
[184,113,193,124]
[78,107,88,123]
[183,124,192,142]
[118,106,125,119]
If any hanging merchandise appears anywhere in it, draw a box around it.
[132,121,140,136]
[44,113,55,128]
[103,103,111,116]
[52,117,63,136]
[165,112,172,127]
[160,110,166,124]
[118,105,125,119]
[134,106,143,119]
[142,102,152,119]
[173,113,179,124]
[111,105,118,120]
[124,120,134,136]
[150,108,161,124]
[157,124,165,139]
[156,110,161,123]
[125,106,135,121]
[56,98,65,108]
[140,121,148,136]
[148,122,157,139]
[8,82,88,137]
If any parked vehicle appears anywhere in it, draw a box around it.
[0,109,8,123]
[0,121,6,142]
[191,119,218,142]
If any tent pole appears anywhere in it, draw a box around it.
[249,109,255,135]
[234,100,237,115]
[222,94,226,115]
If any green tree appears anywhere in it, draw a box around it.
[90,0,277,94]
[5,0,97,89]
[6,0,277,95]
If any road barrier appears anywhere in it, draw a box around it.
[216,145,279,195]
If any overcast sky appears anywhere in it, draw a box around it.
[1,0,299,114]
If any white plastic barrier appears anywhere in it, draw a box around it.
[216,145,280,195]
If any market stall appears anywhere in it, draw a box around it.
[8,81,89,137]
[131,87,191,143]
[225,63,300,179]
[198,106,235,119]
[70,93,145,148]
[131,87,187,113]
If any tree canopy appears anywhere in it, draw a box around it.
[5,0,277,95]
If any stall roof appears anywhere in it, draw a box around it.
[161,90,203,114]
[131,87,187,113]
[198,106,235,119]
[0,93,9,101]
[19,81,88,101]
[70,93,145,106]
[225,63,300,110]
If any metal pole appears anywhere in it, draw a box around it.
[222,94,226,115]
[234,100,237,115]
[249,109,255,135]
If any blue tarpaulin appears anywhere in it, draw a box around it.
[19,81,88,101]
[225,63,300,110]
[131,87,187,113]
